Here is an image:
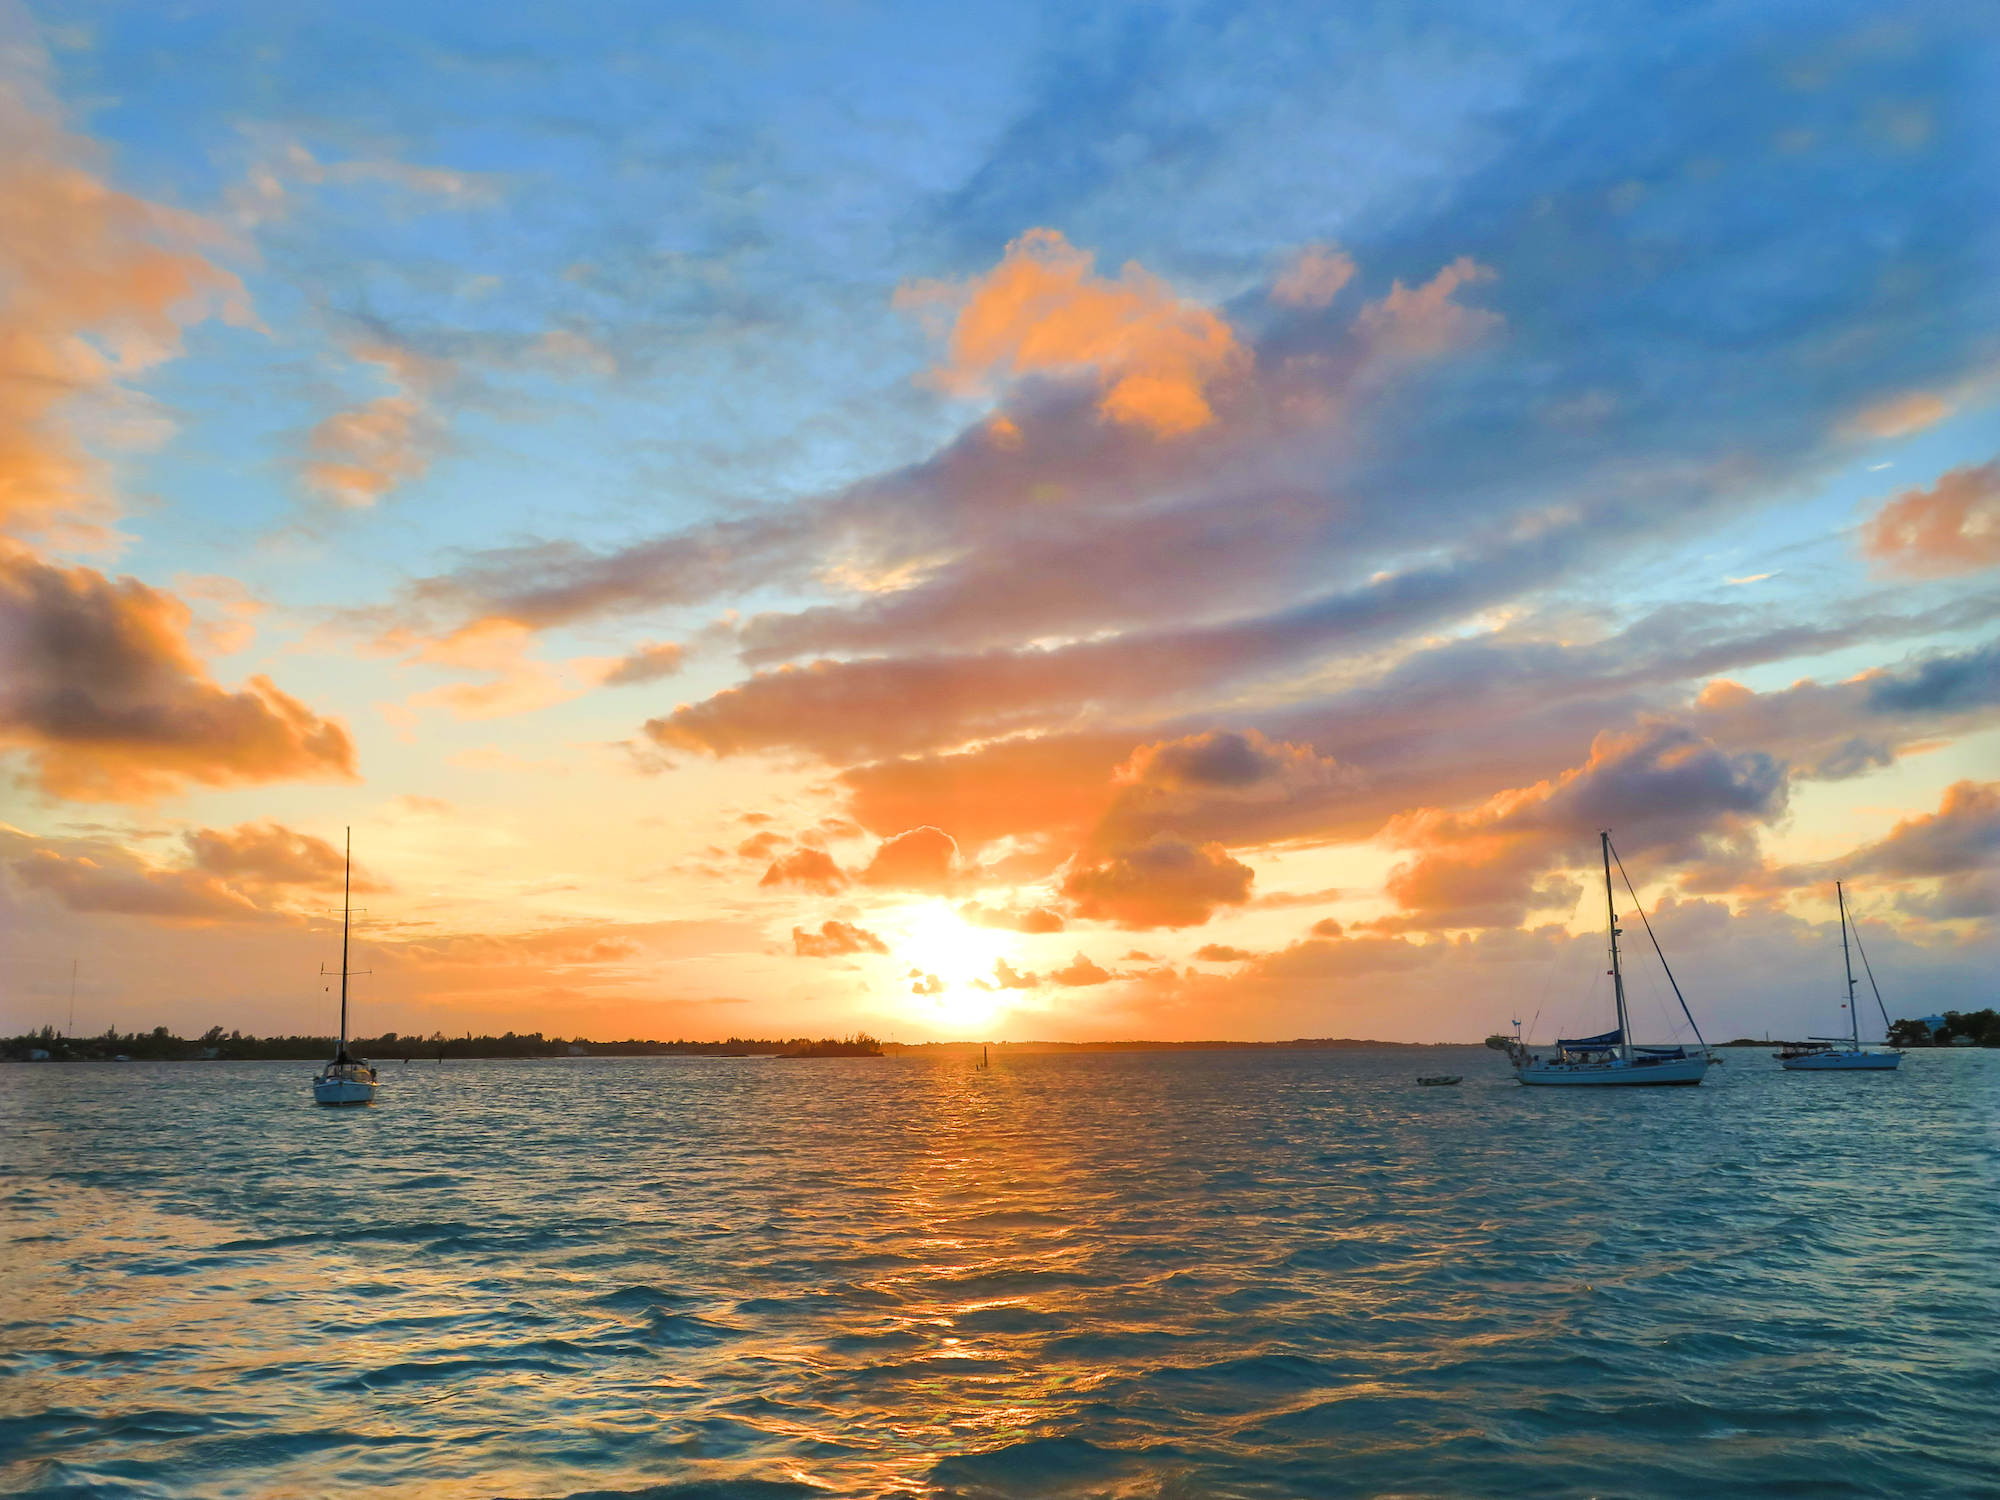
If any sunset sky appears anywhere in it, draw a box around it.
[2,0,1995,1046]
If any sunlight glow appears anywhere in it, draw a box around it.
[889,901,1019,1031]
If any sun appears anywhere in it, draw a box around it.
[889,900,1018,1030]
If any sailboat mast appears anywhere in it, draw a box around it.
[1602,831,1630,1059]
[1837,880,1858,1048]
[339,827,351,1050]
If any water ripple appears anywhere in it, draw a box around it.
[2,1049,1995,1498]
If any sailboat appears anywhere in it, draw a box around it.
[1505,831,1711,1086]
[1775,882,1902,1072]
[312,828,378,1106]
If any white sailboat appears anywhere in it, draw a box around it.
[312,828,378,1106]
[1776,882,1901,1072]
[1505,831,1711,1087]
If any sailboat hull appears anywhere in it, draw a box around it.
[312,1074,378,1105]
[1515,1054,1709,1086]
[1779,1050,1900,1071]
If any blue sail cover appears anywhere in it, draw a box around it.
[1557,1029,1623,1048]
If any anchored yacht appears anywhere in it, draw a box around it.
[1502,831,1711,1087]
[312,829,378,1106]
[1777,882,1901,1072]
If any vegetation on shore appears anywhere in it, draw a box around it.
[882,1037,1450,1054]
[1887,1010,1999,1047]
[1,1026,883,1063]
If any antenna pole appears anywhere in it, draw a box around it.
[1837,881,1858,1050]
[339,827,352,1054]
[1602,830,1630,1059]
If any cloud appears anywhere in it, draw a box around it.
[1847,390,1953,440]
[1379,720,1787,930]
[401,617,582,720]
[1061,834,1254,929]
[896,227,1246,437]
[6,818,374,923]
[0,550,358,801]
[840,734,1132,846]
[1094,728,1362,851]
[11,847,270,922]
[1048,953,1113,986]
[184,822,385,892]
[0,34,348,807]
[0,46,249,543]
[1353,256,1500,360]
[1860,459,2000,578]
[958,900,1065,933]
[1840,780,1999,922]
[1862,640,2000,715]
[601,641,687,686]
[1272,245,1356,309]
[859,825,960,891]
[758,847,846,893]
[300,389,433,510]
[1192,944,1255,962]
[792,919,889,957]
[976,951,1113,989]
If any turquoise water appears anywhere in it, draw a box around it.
[1,1049,1994,1499]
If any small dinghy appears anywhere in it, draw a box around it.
[1417,1075,1463,1086]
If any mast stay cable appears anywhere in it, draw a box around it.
[1609,839,1709,1053]
[1846,903,1895,1039]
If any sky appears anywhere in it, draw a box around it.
[1,0,1996,1047]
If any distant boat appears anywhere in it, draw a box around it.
[312,828,378,1107]
[1776,882,1901,1072]
[1417,1075,1462,1086]
[1506,831,1711,1087]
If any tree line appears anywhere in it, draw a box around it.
[1886,1010,1999,1048]
[2,1026,883,1062]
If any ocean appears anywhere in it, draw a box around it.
[1,1048,1994,1499]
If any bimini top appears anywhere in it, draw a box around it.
[1558,1028,1622,1049]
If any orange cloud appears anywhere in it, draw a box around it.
[859,825,961,891]
[300,341,452,510]
[759,847,847,893]
[302,395,428,509]
[404,617,580,719]
[601,641,686,686]
[1095,728,1360,852]
[184,821,386,893]
[1272,244,1356,308]
[958,901,1066,933]
[1379,720,1786,929]
[1846,390,1952,439]
[12,847,272,923]
[1047,953,1113,985]
[840,734,1133,848]
[897,227,1245,437]
[1860,458,2000,578]
[1355,256,1500,359]
[0,548,357,802]
[0,63,250,544]
[1061,834,1254,929]
[792,919,889,957]
[9,818,374,923]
